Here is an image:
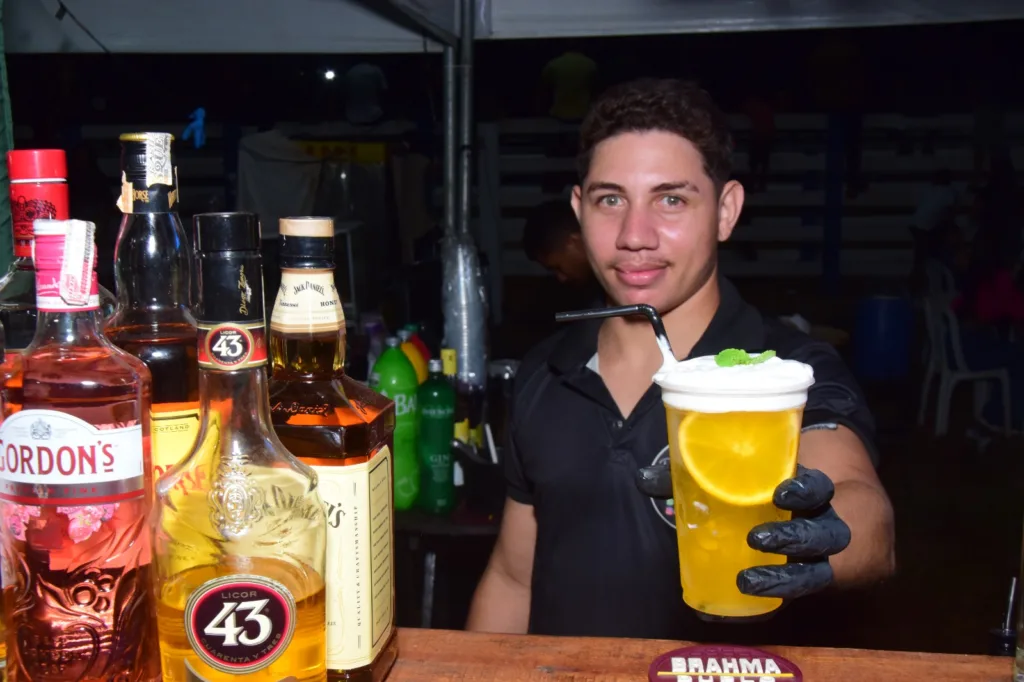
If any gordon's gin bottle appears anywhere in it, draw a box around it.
[0,218,160,681]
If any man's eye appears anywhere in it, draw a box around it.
[661,195,685,207]
[598,196,621,207]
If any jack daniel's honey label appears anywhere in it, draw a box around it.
[271,269,344,334]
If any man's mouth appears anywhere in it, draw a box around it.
[614,263,667,287]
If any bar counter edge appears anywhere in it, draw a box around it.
[390,627,1011,682]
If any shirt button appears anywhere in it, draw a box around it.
[612,419,624,430]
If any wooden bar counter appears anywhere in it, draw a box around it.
[390,628,1012,681]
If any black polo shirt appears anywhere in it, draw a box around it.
[504,278,877,640]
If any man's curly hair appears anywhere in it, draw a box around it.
[577,78,734,194]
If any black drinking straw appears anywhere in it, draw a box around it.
[555,304,676,367]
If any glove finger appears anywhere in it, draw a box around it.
[636,460,673,499]
[773,467,834,511]
[737,561,834,599]
[747,508,851,557]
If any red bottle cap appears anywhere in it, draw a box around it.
[7,149,67,182]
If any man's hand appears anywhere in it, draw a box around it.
[635,462,851,600]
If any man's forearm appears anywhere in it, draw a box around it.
[829,479,896,587]
[466,568,531,634]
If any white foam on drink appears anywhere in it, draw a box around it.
[653,355,814,413]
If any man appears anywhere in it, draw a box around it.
[522,199,594,289]
[467,78,895,640]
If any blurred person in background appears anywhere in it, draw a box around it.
[522,199,603,308]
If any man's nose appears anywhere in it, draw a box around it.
[615,205,658,251]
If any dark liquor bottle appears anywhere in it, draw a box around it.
[153,212,327,681]
[268,217,398,682]
[0,219,160,681]
[105,133,201,490]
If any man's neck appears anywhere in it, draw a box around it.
[598,273,721,367]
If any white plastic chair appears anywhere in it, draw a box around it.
[917,295,1012,436]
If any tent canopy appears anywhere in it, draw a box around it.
[7,0,1024,54]
[6,0,460,53]
[490,0,1024,39]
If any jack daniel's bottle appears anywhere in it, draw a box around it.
[268,217,398,682]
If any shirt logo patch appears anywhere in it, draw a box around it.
[650,446,675,529]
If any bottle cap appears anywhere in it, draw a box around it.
[8,149,67,182]
[397,329,412,341]
[428,358,443,373]
[279,217,335,269]
[404,323,419,333]
[118,132,178,213]
[193,212,267,370]
[32,219,100,311]
[385,336,400,348]
[441,348,457,376]
[194,212,262,253]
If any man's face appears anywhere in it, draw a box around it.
[571,131,744,313]
[538,233,592,287]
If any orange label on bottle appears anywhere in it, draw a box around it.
[151,402,201,492]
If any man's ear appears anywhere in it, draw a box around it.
[717,179,745,243]
[571,185,583,223]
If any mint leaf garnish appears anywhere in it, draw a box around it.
[714,349,777,367]
[714,349,749,367]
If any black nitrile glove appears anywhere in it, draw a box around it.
[635,462,851,601]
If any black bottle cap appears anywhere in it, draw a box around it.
[193,213,267,370]
[279,217,335,269]
[194,212,262,253]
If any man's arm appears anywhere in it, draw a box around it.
[466,498,537,633]
[798,425,896,587]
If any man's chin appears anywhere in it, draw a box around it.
[608,288,667,312]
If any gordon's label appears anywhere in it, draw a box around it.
[271,269,344,334]
[151,404,202,492]
[184,574,297,674]
[310,445,394,669]
[198,322,267,370]
[0,410,144,504]
[648,645,802,682]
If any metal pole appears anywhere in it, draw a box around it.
[457,0,475,238]
[443,45,457,238]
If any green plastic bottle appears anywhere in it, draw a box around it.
[369,336,420,509]
[417,358,456,514]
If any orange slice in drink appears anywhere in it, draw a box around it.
[678,410,800,506]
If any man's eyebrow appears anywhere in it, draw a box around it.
[585,182,625,194]
[585,181,700,194]
[651,181,700,194]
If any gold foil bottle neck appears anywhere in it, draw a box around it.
[119,132,176,143]
[280,217,334,238]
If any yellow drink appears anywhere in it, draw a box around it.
[654,353,813,620]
